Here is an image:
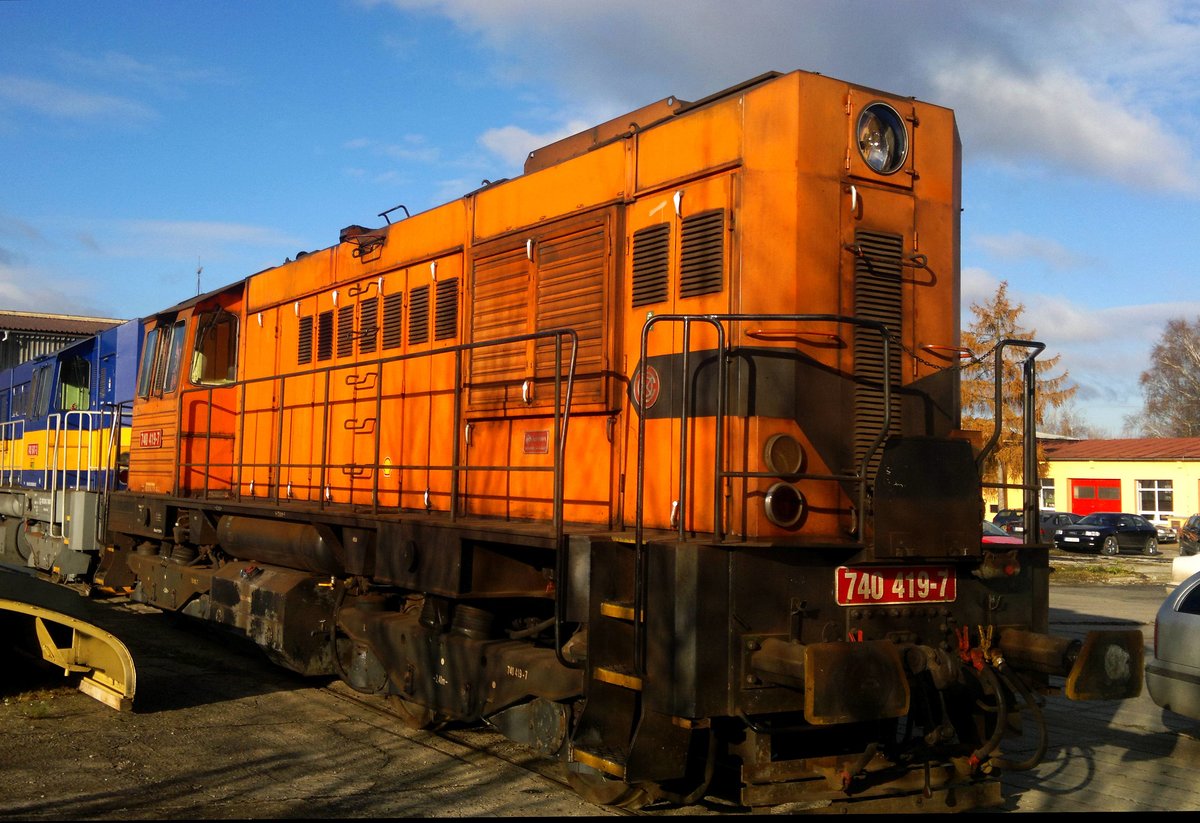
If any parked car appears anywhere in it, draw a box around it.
[1181,514,1200,557]
[1053,512,1159,556]
[1154,521,1179,544]
[991,509,1022,531]
[982,521,1022,545]
[1147,569,1200,721]
[1009,510,1082,542]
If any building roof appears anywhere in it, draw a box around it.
[1044,437,1200,461]
[0,310,124,336]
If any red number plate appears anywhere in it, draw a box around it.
[835,565,957,606]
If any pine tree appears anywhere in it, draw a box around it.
[961,282,1076,509]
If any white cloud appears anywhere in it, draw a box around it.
[932,59,1198,195]
[972,232,1093,271]
[477,120,589,168]
[0,74,156,123]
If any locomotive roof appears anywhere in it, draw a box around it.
[0,310,124,335]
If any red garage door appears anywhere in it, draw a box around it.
[1071,479,1121,515]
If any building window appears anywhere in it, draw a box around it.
[1137,479,1173,521]
[1041,478,1055,509]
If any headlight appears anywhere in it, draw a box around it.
[857,102,908,174]
[1084,530,1101,537]
[764,482,806,529]
[763,433,804,477]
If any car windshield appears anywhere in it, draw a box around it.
[1078,514,1118,526]
[982,521,1008,536]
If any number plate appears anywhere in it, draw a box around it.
[835,565,957,606]
[1064,536,1080,542]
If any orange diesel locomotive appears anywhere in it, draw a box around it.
[96,70,1141,811]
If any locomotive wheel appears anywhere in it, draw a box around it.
[566,770,652,810]
[1101,536,1119,556]
[386,694,444,731]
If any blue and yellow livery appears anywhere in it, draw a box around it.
[0,319,141,582]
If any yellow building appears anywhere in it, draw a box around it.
[1041,438,1200,532]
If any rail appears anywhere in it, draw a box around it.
[975,340,1045,544]
[174,328,578,529]
[0,419,25,487]
[45,410,124,541]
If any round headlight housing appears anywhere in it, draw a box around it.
[763,433,804,477]
[764,482,806,529]
[856,102,908,175]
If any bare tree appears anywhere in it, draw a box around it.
[961,282,1076,508]
[1130,317,1200,437]
[1042,403,1111,439]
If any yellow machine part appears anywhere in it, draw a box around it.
[1,573,136,711]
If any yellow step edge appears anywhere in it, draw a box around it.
[599,600,641,621]
[594,665,643,691]
[572,747,626,778]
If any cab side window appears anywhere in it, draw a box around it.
[137,320,187,398]
[136,328,160,398]
[190,310,238,386]
[59,356,91,411]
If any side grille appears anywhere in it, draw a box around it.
[435,277,459,341]
[382,292,403,350]
[679,209,724,298]
[631,224,670,307]
[852,230,904,482]
[297,315,313,365]
[336,304,355,358]
[359,296,378,355]
[316,310,334,362]
[408,284,430,345]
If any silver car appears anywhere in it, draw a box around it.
[1147,570,1200,721]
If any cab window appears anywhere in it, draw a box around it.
[31,365,53,417]
[138,320,187,398]
[137,328,160,398]
[190,310,238,386]
[161,321,188,394]
[59,356,91,411]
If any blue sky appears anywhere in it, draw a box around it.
[2,0,1199,435]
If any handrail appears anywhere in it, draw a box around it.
[174,326,578,522]
[632,313,894,675]
[974,340,1045,543]
[0,420,24,486]
[45,410,121,540]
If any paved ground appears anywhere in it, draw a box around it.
[0,598,613,819]
[1000,580,1200,813]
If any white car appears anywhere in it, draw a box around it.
[1147,570,1200,721]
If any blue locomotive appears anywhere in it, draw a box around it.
[0,319,141,584]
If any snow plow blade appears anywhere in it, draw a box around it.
[1,569,136,711]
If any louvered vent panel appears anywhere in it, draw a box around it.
[359,297,378,354]
[297,316,313,365]
[408,285,430,345]
[536,226,606,403]
[631,223,670,307]
[680,209,725,298]
[381,293,403,350]
[435,278,459,341]
[316,310,334,362]
[471,247,530,406]
[852,231,904,483]
[337,304,355,358]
